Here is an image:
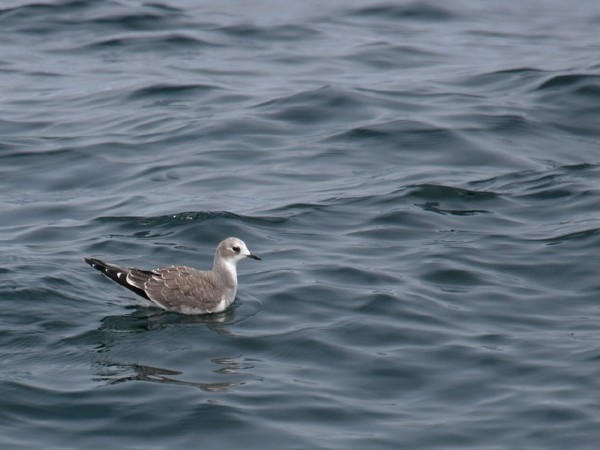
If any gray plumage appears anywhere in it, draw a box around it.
[84,237,260,315]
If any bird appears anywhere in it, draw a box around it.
[83,237,261,315]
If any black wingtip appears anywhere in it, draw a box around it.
[83,257,103,268]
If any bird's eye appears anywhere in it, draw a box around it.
[232,246,240,253]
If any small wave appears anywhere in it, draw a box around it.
[127,83,221,101]
[95,210,283,228]
[327,118,456,144]
[83,32,214,51]
[532,73,600,136]
[346,3,456,21]
[459,67,546,91]
[540,228,600,246]
[407,184,499,202]
[254,85,372,125]
[0,1,184,36]
[347,41,440,69]
[0,0,88,18]
[404,184,499,216]
[536,74,600,92]
[217,23,322,41]
[470,163,599,197]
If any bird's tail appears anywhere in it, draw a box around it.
[83,257,150,299]
[83,257,126,281]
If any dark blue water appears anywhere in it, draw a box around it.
[2,1,600,448]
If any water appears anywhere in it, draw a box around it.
[2,0,600,448]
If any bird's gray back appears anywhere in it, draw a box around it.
[135,266,225,314]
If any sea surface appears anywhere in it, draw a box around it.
[2,0,600,448]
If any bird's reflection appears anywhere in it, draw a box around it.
[92,304,261,392]
[97,360,253,392]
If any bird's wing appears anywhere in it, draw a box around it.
[130,266,224,314]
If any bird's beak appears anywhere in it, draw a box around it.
[247,253,261,261]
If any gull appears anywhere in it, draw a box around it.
[83,237,261,315]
